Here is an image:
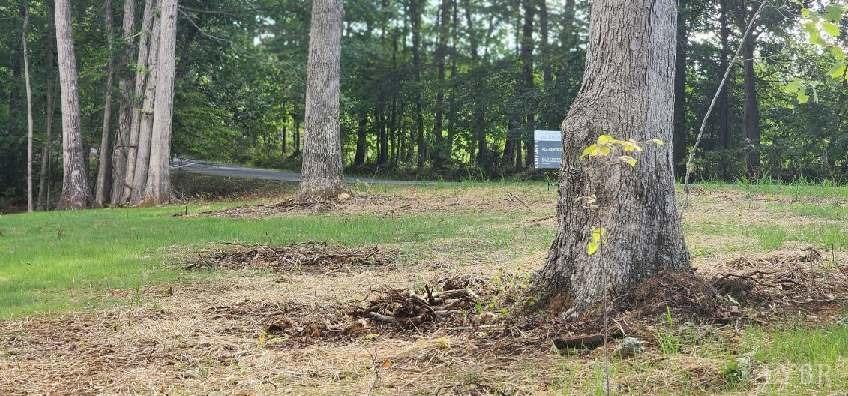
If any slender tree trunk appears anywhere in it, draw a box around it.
[410,0,425,169]
[536,0,689,308]
[672,2,688,177]
[22,4,34,212]
[431,0,451,168]
[718,0,731,153]
[540,0,552,91]
[143,0,178,204]
[377,104,388,165]
[55,0,91,209]
[121,0,155,203]
[354,112,368,166]
[95,0,115,206]
[742,31,760,178]
[111,0,136,204]
[129,8,161,204]
[38,2,57,210]
[300,0,345,196]
[463,0,486,167]
[521,0,535,169]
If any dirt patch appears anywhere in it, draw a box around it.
[186,242,396,274]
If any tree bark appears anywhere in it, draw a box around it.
[536,0,689,308]
[143,0,178,205]
[718,0,731,153]
[129,6,161,204]
[672,2,688,177]
[38,1,57,210]
[22,4,34,212]
[431,0,451,168]
[111,0,136,204]
[354,112,368,166]
[410,0,425,169]
[95,0,116,207]
[521,0,535,168]
[462,0,486,167]
[300,0,345,197]
[742,30,760,179]
[55,0,91,209]
[121,0,156,203]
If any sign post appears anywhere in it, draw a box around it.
[534,130,562,169]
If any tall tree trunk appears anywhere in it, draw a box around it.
[95,0,116,206]
[463,0,486,167]
[143,0,178,204]
[354,112,367,166]
[129,7,161,204]
[431,0,450,168]
[672,2,688,177]
[718,0,731,153]
[300,0,345,196]
[22,4,34,212]
[536,0,689,308]
[38,1,57,210]
[742,31,760,179]
[410,0,425,169]
[121,0,155,203]
[55,0,91,209]
[521,0,535,169]
[111,0,136,204]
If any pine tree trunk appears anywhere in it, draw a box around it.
[354,112,367,166]
[300,0,345,197]
[536,0,689,308]
[718,0,731,153]
[672,2,688,177]
[122,0,156,203]
[22,4,34,212]
[111,0,136,204]
[409,0,425,169]
[143,0,178,205]
[55,0,91,209]
[95,0,115,207]
[431,0,451,168]
[129,6,161,204]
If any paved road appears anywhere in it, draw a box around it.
[171,159,423,185]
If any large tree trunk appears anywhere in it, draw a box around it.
[121,0,156,203]
[129,6,161,204]
[38,2,57,210]
[300,0,344,197]
[672,2,688,178]
[143,0,178,205]
[55,0,91,209]
[536,0,689,308]
[111,0,136,204]
[95,0,115,207]
[22,4,33,212]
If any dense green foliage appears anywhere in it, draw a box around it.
[0,0,846,210]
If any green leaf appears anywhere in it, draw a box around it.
[797,90,810,104]
[597,134,616,146]
[784,78,803,94]
[587,240,599,256]
[620,155,637,167]
[620,140,642,153]
[649,138,665,146]
[831,46,846,61]
[586,227,606,256]
[804,22,826,46]
[824,5,845,23]
[830,62,847,79]
[822,21,841,38]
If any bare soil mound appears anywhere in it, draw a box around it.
[187,242,396,274]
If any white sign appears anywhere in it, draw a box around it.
[534,130,562,169]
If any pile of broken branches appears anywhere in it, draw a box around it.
[357,287,480,328]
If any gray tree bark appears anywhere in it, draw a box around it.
[121,0,156,203]
[129,4,161,204]
[300,0,345,197]
[143,0,178,204]
[95,0,116,207]
[55,0,91,209]
[38,1,57,210]
[672,2,688,177]
[22,4,33,212]
[536,0,690,308]
[111,0,136,204]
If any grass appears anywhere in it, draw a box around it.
[0,202,526,318]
